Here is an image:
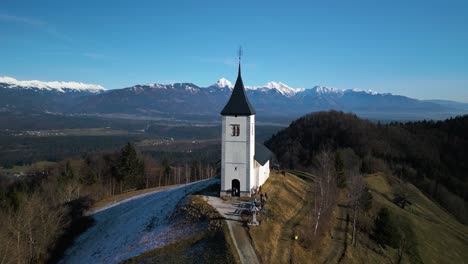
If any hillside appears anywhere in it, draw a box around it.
[266,111,468,223]
[247,171,468,263]
[362,173,468,264]
[247,171,312,263]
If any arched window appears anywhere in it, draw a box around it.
[230,124,240,136]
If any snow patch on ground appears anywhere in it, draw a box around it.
[60,178,216,264]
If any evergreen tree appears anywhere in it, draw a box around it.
[360,187,373,211]
[374,207,401,248]
[116,143,144,191]
[80,157,98,185]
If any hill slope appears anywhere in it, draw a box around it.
[266,111,468,223]
[362,173,468,264]
[248,171,468,263]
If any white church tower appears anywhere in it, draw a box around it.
[220,54,257,197]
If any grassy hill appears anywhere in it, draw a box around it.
[247,171,468,264]
[361,173,468,264]
[247,171,312,263]
[266,111,468,224]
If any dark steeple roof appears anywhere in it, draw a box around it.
[220,64,256,116]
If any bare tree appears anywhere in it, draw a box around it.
[348,171,366,246]
[313,170,325,235]
[312,148,337,236]
[143,157,156,189]
[1,189,68,264]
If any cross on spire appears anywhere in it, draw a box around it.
[238,46,243,64]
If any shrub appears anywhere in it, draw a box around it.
[374,208,401,248]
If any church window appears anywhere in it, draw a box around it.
[230,124,240,136]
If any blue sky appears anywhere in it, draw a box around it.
[1,0,467,101]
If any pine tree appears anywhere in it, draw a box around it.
[116,143,144,191]
[374,208,401,248]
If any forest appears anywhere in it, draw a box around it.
[266,111,468,223]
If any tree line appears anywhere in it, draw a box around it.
[0,142,217,263]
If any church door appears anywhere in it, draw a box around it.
[232,179,240,197]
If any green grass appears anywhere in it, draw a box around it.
[365,173,468,264]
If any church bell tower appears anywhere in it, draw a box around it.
[220,49,256,197]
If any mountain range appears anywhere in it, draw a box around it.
[1,76,467,121]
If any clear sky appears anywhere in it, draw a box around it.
[1,0,467,102]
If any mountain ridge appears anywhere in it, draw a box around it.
[0,76,106,93]
[1,76,467,120]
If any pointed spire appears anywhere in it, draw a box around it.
[237,46,242,78]
[220,47,255,116]
[238,46,243,64]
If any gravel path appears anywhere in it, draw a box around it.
[205,196,260,264]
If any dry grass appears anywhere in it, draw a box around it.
[248,171,314,264]
[123,194,239,264]
[248,171,468,264]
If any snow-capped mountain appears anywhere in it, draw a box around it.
[311,85,344,95]
[1,76,466,120]
[248,81,305,97]
[347,88,384,96]
[212,78,233,89]
[0,76,105,112]
[211,78,382,98]
[0,76,106,93]
[131,83,201,93]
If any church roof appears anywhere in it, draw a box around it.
[255,143,272,166]
[220,64,256,116]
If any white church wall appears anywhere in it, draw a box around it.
[221,116,226,192]
[247,115,255,192]
[257,162,264,188]
[221,115,255,196]
[254,161,259,187]
[257,160,270,187]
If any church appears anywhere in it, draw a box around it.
[220,60,272,197]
